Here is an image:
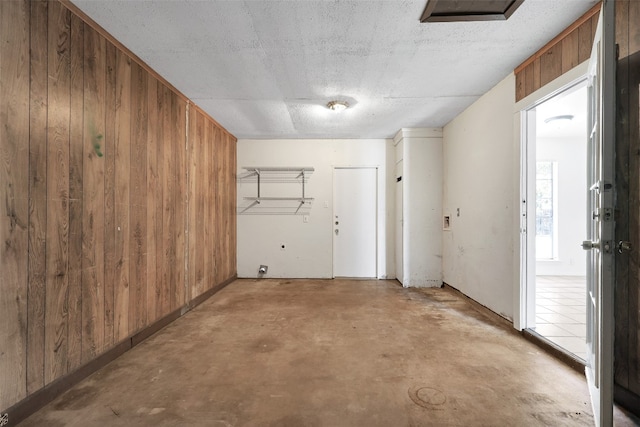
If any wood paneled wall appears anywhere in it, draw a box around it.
[514,3,601,102]
[614,0,640,416]
[0,0,237,413]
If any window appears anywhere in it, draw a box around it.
[536,161,557,259]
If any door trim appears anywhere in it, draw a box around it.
[513,61,589,331]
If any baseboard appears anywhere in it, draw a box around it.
[441,282,515,331]
[521,329,585,374]
[3,275,236,427]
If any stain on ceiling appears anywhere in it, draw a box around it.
[71,0,598,139]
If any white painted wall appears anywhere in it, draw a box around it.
[394,129,443,287]
[535,136,587,276]
[236,139,395,279]
[442,75,516,320]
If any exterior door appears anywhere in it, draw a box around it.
[583,5,615,426]
[333,167,377,278]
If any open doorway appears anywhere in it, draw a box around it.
[523,82,588,360]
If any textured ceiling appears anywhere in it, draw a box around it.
[71,0,598,139]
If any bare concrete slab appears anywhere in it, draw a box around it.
[19,279,640,426]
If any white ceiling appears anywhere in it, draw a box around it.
[71,0,598,139]
[536,83,588,139]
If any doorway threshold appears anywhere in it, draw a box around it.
[522,328,585,374]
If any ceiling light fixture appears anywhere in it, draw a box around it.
[327,100,349,111]
[544,114,575,123]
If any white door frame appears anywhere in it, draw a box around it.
[517,76,588,330]
[514,62,589,330]
[332,166,378,278]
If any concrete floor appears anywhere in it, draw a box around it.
[20,279,640,426]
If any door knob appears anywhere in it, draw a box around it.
[618,241,633,253]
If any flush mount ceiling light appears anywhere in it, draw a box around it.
[420,0,524,23]
[327,100,349,111]
[544,114,575,123]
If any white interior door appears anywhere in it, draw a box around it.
[583,5,614,426]
[333,167,377,278]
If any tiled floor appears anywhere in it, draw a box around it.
[535,275,587,361]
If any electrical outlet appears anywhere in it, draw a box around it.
[1,413,9,426]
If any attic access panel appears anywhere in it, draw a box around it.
[420,0,524,23]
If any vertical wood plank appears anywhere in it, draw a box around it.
[160,84,173,316]
[81,24,106,363]
[177,100,186,309]
[27,0,48,395]
[617,1,630,60]
[219,130,227,281]
[154,80,165,319]
[45,0,71,385]
[146,76,161,322]
[195,112,205,296]
[129,62,148,333]
[186,105,197,300]
[532,58,541,93]
[146,74,159,322]
[103,42,116,351]
[539,43,563,87]
[175,98,187,308]
[163,85,176,314]
[67,12,84,372]
[591,14,599,49]
[578,18,594,63]
[524,64,534,100]
[113,49,131,342]
[561,28,580,73]
[203,121,213,286]
[221,131,228,280]
[168,93,178,310]
[515,70,525,102]
[0,0,30,409]
[213,123,222,284]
